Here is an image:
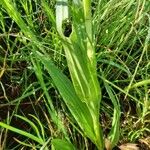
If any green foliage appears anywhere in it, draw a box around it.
[55,0,104,149]
[0,0,150,149]
[51,139,76,150]
[0,119,44,145]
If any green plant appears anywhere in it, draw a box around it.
[0,0,149,149]
[55,0,104,149]
[0,0,121,149]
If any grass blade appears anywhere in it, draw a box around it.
[15,114,42,139]
[0,122,44,145]
[103,78,121,149]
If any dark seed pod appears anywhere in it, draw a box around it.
[62,19,72,37]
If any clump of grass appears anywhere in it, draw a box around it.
[0,0,150,150]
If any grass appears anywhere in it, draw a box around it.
[0,0,150,149]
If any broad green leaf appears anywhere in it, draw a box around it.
[51,139,76,150]
[35,52,96,141]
